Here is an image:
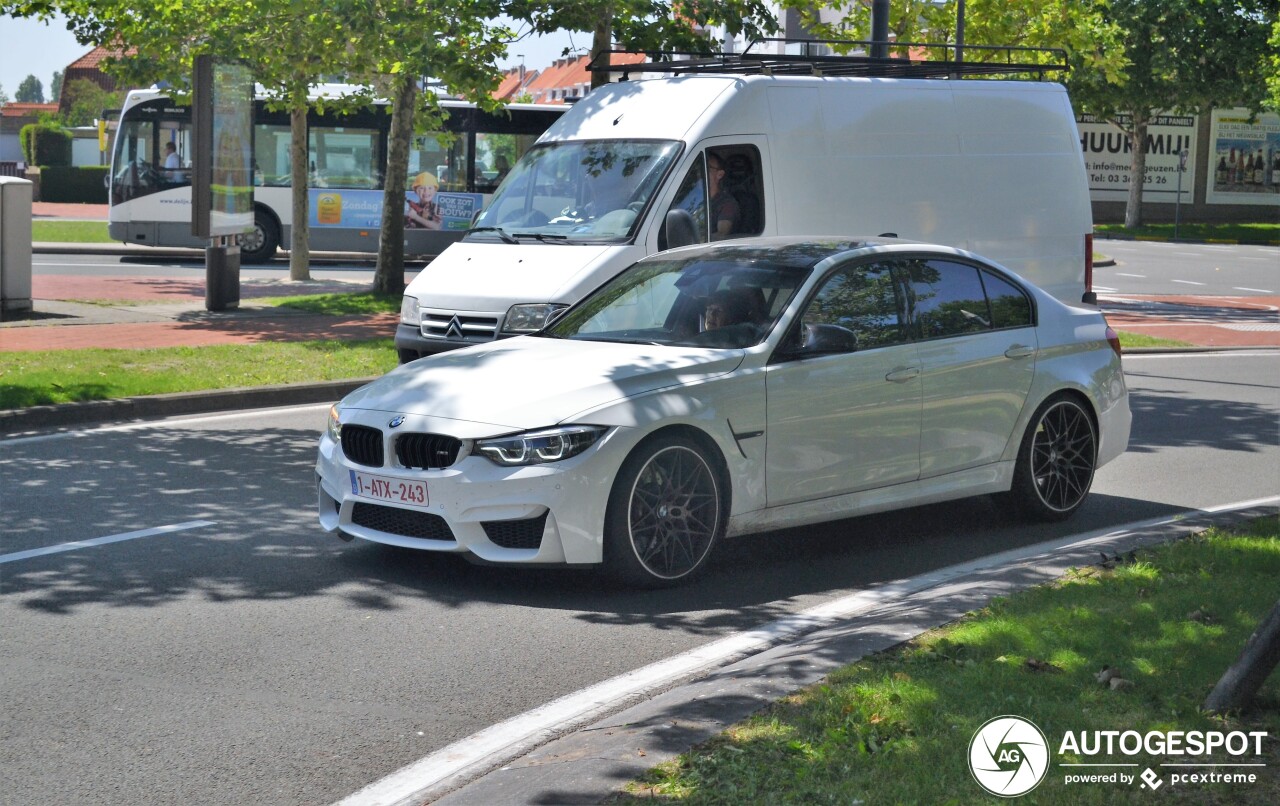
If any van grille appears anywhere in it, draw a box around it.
[341,424,384,467]
[482,512,549,550]
[420,308,502,344]
[396,433,463,469]
[351,502,455,541]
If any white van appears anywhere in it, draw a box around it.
[395,71,1094,361]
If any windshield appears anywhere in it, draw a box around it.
[542,247,812,349]
[469,140,681,244]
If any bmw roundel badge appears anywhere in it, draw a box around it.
[388,415,406,429]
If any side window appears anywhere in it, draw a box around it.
[660,158,709,249]
[474,132,536,192]
[309,126,382,189]
[793,261,906,353]
[253,123,290,186]
[981,270,1033,329]
[904,259,991,339]
[718,147,763,237]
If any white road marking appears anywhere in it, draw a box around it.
[1171,279,1206,286]
[1116,273,1147,278]
[1,404,330,448]
[334,496,1280,806]
[1234,287,1275,294]
[1124,351,1279,359]
[0,521,216,565]
[1093,286,1117,293]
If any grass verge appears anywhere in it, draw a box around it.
[1096,222,1279,243]
[31,220,112,243]
[1117,331,1194,349]
[268,292,402,316]
[0,339,397,409]
[620,517,1280,804]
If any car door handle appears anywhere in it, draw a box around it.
[1004,345,1036,359]
[885,366,921,383]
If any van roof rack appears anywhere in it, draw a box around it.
[589,38,1068,81]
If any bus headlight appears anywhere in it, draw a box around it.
[502,303,567,334]
[401,296,421,326]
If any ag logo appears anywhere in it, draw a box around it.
[968,715,1050,797]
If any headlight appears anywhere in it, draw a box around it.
[326,403,343,443]
[401,295,421,326]
[502,303,568,334]
[476,425,607,466]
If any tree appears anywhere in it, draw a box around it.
[60,78,121,126]
[16,74,44,103]
[1067,1,1276,227]
[0,84,8,105]
[3,0,367,282]
[50,70,63,102]
[509,0,778,89]
[344,0,512,295]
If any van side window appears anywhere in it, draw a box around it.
[659,146,765,249]
[660,159,710,250]
[721,148,763,237]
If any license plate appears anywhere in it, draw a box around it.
[349,470,429,506]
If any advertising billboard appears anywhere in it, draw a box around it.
[1077,113,1197,204]
[192,55,255,238]
[1205,108,1280,206]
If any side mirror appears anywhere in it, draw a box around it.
[664,209,698,250]
[779,324,859,359]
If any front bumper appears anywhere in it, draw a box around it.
[315,415,636,565]
[394,322,485,361]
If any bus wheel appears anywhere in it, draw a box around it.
[241,213,279,264]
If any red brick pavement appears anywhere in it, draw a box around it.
[1100,294,1280,348]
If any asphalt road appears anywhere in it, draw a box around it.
[1093,240,1277,296]
[1,351,1277,805]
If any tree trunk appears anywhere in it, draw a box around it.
[289,104,312,281]
[375,73,415,296]
[1123,112,1148,229]
[589,6,614,90]
[1204,599,1280,714]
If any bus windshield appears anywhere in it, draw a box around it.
[470,140,681,244]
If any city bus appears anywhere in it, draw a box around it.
[107,85,564,262]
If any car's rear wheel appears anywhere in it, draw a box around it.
[1011,395,1097,521]
[605,434,724,587]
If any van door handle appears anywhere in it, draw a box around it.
[885,366,920,383]
[1004,345,1036,359]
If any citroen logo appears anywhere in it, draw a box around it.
[388,415,405,429]
[445,315,465,339]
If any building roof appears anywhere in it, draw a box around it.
[523,53,647,105]
[58,47,128,112]
[1,102,59,119]
[492,66,540,101]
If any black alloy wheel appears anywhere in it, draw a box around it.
[1012,396,1097,521]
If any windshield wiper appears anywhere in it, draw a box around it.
[511,232,569,243]
[464,226,517,244]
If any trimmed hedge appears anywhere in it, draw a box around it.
[40,166,110,203]
[20,123,72,167]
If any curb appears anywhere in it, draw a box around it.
[32,242,419,265]
[0,378,376,436]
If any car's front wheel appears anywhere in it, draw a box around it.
[1010,395,1097,521]
[605,434,725,587]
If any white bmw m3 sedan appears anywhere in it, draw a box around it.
[317,237,1130,586]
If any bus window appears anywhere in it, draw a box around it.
[475,132,540,192]
[409,133,468,192]
[309,126,382,189]
[254,123,290,186]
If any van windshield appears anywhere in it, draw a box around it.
[468,140,681,244]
